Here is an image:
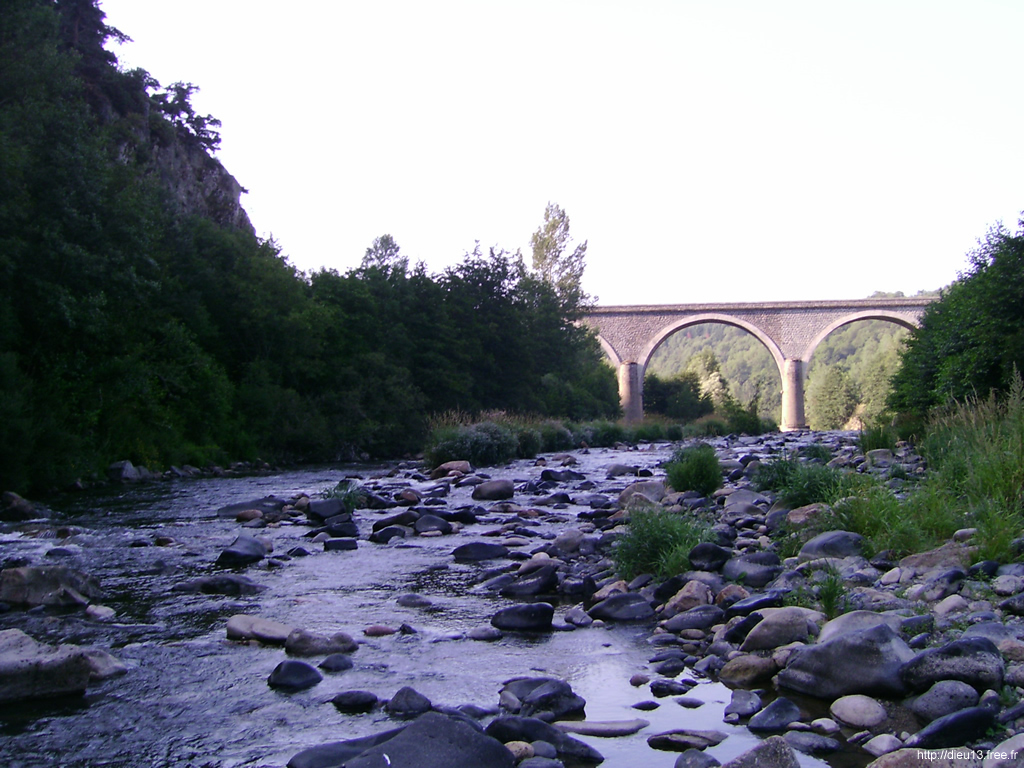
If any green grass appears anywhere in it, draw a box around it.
[859,424,898,453]
[665,443,723,497]
[754,455,864,508]
[612,502,714,580]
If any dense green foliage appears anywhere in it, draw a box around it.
[665,443,723,497]
[612,503,713,580]
[0,0,618,493]
[890,221,1024,415]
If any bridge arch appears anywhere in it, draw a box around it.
[640,313,787,375]
[801,310,920,364]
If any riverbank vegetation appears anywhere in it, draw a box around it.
[0,1,618,494]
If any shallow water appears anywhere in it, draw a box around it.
[0,444,864,768]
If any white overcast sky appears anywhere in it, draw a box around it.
[100,0,1024,305]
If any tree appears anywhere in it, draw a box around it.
[808,366,860,429]
[530,202,589,313]
[359,234,408,276]
[890,218,1024,415]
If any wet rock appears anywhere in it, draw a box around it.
[900,636,1004,693]
[663,580,714,617]
[907,679,979,723]
[500,565,559,597]
[226,614,294,644]
[798,530,865,561]
[318,653,354,673]
[722,590,786,619]
[903,706,996,749]
[553,718,647,737]
[661,604,725,631]
[783,731,841,756]
[215,534,266,568]
[491,603,554,632]
[721,735,800,768]
[0,492,38,521]
[514,678,587,721]
[717,654,778,688]
[385,685,433,718]
[414,515,453,535]
[816,610,903,644]
[587,592,655,621]
[675,749,722,768]
[485,715,604,764]
[285,628,358,656]
[619,480,666,505]
[722,552,783,588]
[724,689,762,718]
[778,624,914,700]
[0,629,94,703]
[829,694,887,728]
[739,606,821,651]
[331,690,379,713]
[748,697,801,733]
[650,679,694,697]
[688,542,732,572]
[173,575,267,596]
[647,728,728,751]
[453,542,510,561]
[430,460,473,479]
[473,480,515,501]
[268,659,322,691]
[0,565,102,607]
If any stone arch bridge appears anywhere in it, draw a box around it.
[582,298,934,430]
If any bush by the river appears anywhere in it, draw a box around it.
[612,503,713,580]
[665,443,723,497]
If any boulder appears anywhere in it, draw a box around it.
[748,697,801,733]
[492,603,554,632]
[777,624,915,700]
[331,690,379,713]
[503,678,586,720]
[500,565,560,597]
[0,629,94,703]
[721,735,800,768]
[798,530,865,561]
[172,575,266,596]
[900,637,1004,693]
[688,543,731,572]
[215,534,266,568]
[0,566,102,607]
[430,460,473,479]
[385,686,433,718]
[587,592,655,622]
[739,606,822,651]
[829,695,887,728]
[285,629,358,656]
[907,679,979,723]
[485,716,604,765]
[903,706,996,749]
[267,659,322,691]
[722,552,783,589]
[661,604,725,632]
[647,728,728,751]
[472,480,515,501]
[718,654,778,688]
[619,480,666,505]
[346,712,515,768]
[453,542,510,561]
[226,614,294,644]
[674,749,722,768]
[783,731,841,756]
[816,610,903,645]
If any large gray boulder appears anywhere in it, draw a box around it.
[777,624,915,700]
[215,534,267,568]
[0,566,102,607]
[900,637,1004,693]
[798,530,865,561]
[0,629,94,703]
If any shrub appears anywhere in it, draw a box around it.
[666,443,723,497]
[798,443,833,463]
[515,427,542,459]
[424,421,518,468]
[666,424,683,441]
[538,421,574,452]
[630,421,667,442]
[612,502,713,580]
[755,456,862,508]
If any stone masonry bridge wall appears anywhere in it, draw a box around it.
[582,298,934,430]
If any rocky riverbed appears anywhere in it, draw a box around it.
[1,432,1024,768]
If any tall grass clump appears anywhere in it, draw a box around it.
[916,372,1024,561]
[754,455,863,508]
[859,423,898,453]
[612,502,713,580]
[666,443,723,497]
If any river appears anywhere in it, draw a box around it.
[0,442,849,768]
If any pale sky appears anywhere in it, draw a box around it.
[100,0,1024,305]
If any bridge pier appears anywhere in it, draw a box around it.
[780,359,806,431]
[618,362,643,423]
